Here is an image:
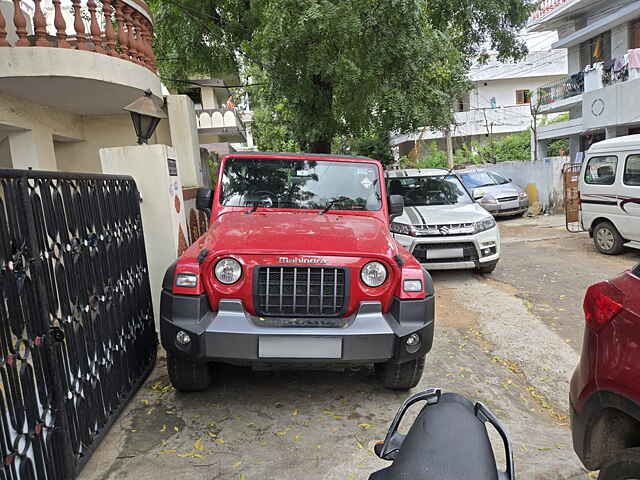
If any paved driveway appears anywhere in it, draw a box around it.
[80,215,639,480]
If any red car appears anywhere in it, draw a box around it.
[160,153,435,392]
[571,264,640,479]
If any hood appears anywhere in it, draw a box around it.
[397,203,491,226]
[472,183,522,199]
[204,211,397,257]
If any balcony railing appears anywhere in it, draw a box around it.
[536,74,584,107]
[529,0,571,23]
[0,0,156,71]
[196,107,245,131]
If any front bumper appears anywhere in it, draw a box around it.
[482,199,529,217]
[160,292,434,365]
[394,227,500,271]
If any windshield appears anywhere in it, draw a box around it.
[488,171,510,185]
[220,157,382,211]
[387,175,473,206]
[459,171,497,188]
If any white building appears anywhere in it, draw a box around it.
[391,50,568,159]
[529,0,640,160]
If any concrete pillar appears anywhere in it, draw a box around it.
[8,128,57,170]
[606,126,618,139]
[245,123,255,149]
[569,135,581,163]
[167,95,204,189]
[100,144,189,325]
[568,45,581,74]
[612,23,631,58]
[200,87,218,109]
[536,138,548,161]
[0,137,11,168]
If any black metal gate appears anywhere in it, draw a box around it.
[0,169,157,479]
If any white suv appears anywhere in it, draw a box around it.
[386,169,501,273]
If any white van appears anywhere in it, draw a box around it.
[579,135,640,254]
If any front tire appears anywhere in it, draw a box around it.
[167,353,211,392]
[376,356,425,390]
[598,447,640,479]
[593,221,625,255]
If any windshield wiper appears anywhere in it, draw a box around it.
[319,199,340,214]
[244,201,261,214]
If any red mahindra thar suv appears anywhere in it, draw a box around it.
[570,264,640,479]
[160,153,435,392]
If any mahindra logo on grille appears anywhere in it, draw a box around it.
[278,257,327,264]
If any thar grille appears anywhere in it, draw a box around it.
[254,266,348,317]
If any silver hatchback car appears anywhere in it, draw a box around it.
[457,168,529,217]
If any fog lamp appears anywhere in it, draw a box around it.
[405,333,421,353]
[406,334,420,346]
[176,331,191,345]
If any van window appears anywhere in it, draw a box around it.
[584,156,618,185]
[624,155,640,186]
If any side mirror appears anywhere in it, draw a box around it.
[196,187,213,211]
[389,195,404,220]
[473,189,484,200]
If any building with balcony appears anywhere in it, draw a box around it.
[390,49,567,159]
[529,0,640,160]
[179,77,256,158]
[0,0,180,172]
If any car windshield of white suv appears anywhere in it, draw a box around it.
[387,176,473,206]
[459,171,509,188]
[220,157,382,211]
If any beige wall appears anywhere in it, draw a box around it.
[1,91,172,173]
[55,114,170,173]
[0,91,183,175]
[0,93,84,141]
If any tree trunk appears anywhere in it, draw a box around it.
[303,75,334,154]
[309,139,331,153]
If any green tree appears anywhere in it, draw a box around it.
[476,131,531,163]
[151,0,533,153]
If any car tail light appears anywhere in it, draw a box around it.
[583,281,624,330]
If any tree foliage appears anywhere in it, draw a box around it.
[150,0,533,153]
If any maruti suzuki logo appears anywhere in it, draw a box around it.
[438,226,450,235]
[279,257,327,264]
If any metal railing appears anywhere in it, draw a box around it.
[0,0,156,71]
[536,74,584,107]
[0,169,157,479]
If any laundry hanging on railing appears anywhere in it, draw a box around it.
[629,48,640,69]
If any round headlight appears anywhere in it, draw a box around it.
[361,261,387,287]
[214,258,242,284]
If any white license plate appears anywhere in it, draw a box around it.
[258,336,342,359]
[499,201,519,210]
[426,248,464,260]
